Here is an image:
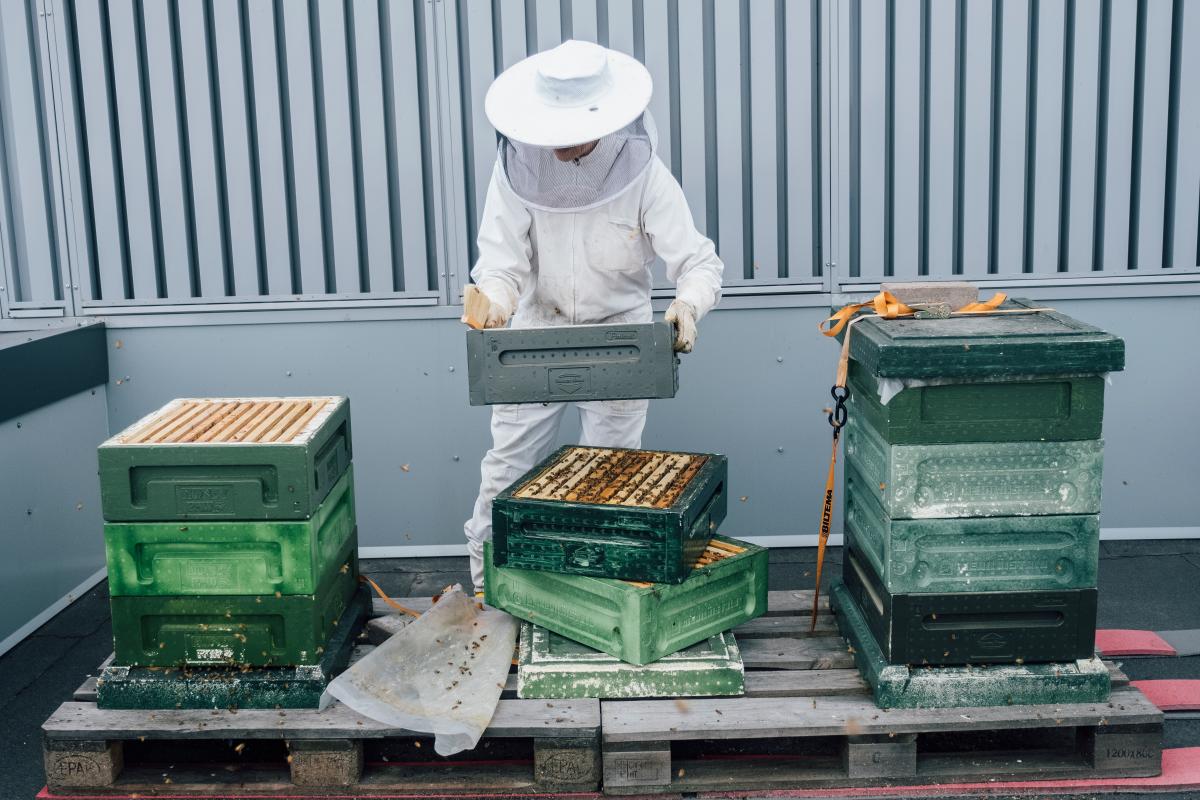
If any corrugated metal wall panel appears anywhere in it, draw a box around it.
[46,0,441,307]
[837,0,1200,285]
[2,0,1198,318]
[0,0,67,313]
[447,0,828,292]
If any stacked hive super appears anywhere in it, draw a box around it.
[829,298,1126,708]
[95,397,368,709]
[485,446,768,698]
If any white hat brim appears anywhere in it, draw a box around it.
[484,49,652,148]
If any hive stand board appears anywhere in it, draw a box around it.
[845,297,1125,379]
[845,463,1100,594]
[105,467,357,597]
[484,534,768,666]
[847,360,1106,444]
[466,321,678,405]
[845,414,1104,519]
[830,579,1111,708]
[99,396,352,522]
[516,623,744,699]
[96,587,369,709]
[109,535,359,667]
[842,546,1098,666]
[493,445,728,584]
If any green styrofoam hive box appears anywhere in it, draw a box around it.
[830,580,1110,708]
[485,534,767,666]
[847,361,1106,444]
[99,397,352,522]
[466,321,678,405]
[844,464,1099,594]
[516,623,744,699]
[844,415,1104,519]
[844,297,1125,380]
[109,535,359,667]
[842,546,1097,666]
[492,445,727,584]
[96,588,368,709]
[105,467,357,597]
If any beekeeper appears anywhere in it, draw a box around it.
[462,39,724,592]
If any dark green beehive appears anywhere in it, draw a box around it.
[847,360,1107,445]
[109,534,359,667]
[492,446,727,584]
[105,467,357,597]
[99,397,351,522]
[842,546,1097,666]
[96,587,369,709]
[845,297,1125,379]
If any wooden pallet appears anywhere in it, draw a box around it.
[597,593,1162,795]
[43,590,1159,797]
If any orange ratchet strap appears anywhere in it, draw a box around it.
[359,575,423,618]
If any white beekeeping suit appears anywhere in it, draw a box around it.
[463,40,723,591]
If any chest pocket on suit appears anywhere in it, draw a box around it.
[584,215,652,272]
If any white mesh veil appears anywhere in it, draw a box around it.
[499,112,657,212]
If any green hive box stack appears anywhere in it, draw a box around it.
[95,397,368,709]
[829,298,1125,708]
[485,446,765,695]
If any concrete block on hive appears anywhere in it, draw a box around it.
[881,280,978,310]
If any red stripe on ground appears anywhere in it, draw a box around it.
[1133,679,1200,711]
[36,747,1200,800]
[1095,628,1178,656]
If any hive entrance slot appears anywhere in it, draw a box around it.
[498,345,640,364]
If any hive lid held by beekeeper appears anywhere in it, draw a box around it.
[466,322,678,405]
[516,623,744,699]
[492,445,727,584]
[845,297,1125,379]
[485,534,767,666]
[98,397,351,522]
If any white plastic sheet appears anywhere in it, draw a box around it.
[323,586,518,756]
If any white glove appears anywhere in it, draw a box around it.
[665,299,698,353]
[462,285,512,329]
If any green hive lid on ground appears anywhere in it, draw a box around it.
[844,414,1104,519]
[105,466,358,597]
[485,534,767,666]
[844,463,1100,594]
[492,445,728,584]
[109,534,360,667]
[829,580,1111,709]
[844,297,1125,379]
[99,397,352,522]
[516,623,744,699]
[847,361,1107,444]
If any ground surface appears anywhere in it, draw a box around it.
[2,541,1198,799]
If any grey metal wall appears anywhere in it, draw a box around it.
[0,386,108,650]
[5,0,1197,320]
